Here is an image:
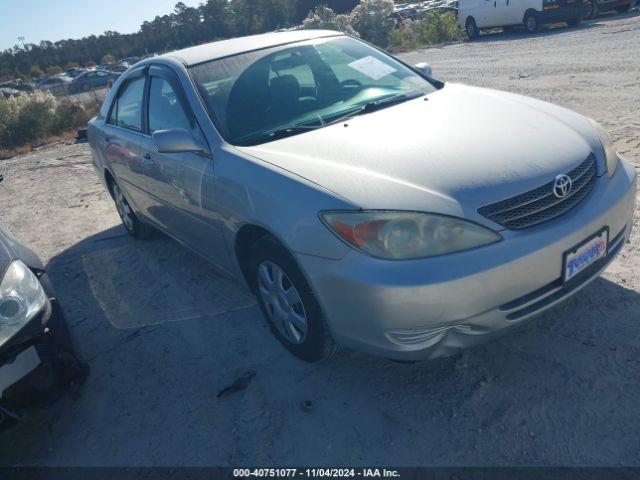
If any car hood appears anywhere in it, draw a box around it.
[238,83,602,228]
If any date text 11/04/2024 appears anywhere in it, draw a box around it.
[232,469,401,478]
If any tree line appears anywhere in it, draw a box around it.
[0,0,360,81]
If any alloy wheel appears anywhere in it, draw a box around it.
[257,261,308,345]
[113,184,134,232]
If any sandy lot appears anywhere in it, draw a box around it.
[0,11,639,466]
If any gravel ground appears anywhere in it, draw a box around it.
[0,11,639,467]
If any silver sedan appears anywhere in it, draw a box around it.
[88,30,637,362]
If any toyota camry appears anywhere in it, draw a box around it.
[88,30,637,362]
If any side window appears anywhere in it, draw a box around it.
[148,76,194,134]
[148,75,207,149]
[108,76,145,131]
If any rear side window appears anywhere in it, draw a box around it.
[108,76,145,131]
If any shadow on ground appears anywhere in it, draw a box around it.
[1,227,640,466]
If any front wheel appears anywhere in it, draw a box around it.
[250,236,338,362]
[465,17,479,39]
[524,12,540,33]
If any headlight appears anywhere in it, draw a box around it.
[0,260,48,344]
[589,118,618,177]
[321,211,501,260]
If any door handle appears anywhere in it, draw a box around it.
[143,153,155,164]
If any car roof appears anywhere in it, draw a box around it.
[160,30,343,66]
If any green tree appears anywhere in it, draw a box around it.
[302,5,357,36]
[201,0,232,39]
[350,0,396,47]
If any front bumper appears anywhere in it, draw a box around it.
[0,273,88,426]
[298,156,637,361]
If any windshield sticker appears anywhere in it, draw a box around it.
[348,56,397,80]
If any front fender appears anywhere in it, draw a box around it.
[215,146,355,266]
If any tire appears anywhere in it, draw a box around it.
[250,235,338,362]
[567,17,581,26]
[615,2,632,12]
[524,12,540,33]
[584,0,598,19]
[465,17,479,40]
[111,183,153,240]
[82,82,91,92]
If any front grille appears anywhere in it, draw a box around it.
[478,154,597,229]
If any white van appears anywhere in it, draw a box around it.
[458,0,585,38]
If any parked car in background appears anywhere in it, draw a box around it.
[0,177,88,429]
[583,0,635,18]
[65,68,85,79]
[68,69,116,94]
[0,79,35,93]
[36,75,72,96]
[459,0,584,37]
[0,88,21,98]
[106,64,130,75]
[89,30,636,363]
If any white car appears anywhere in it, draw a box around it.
[458,0,584,38]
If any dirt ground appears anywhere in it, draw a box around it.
[0,11,639,467]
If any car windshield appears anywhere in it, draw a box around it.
[189,36,437,146]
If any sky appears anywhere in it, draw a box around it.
[0,0,203,51]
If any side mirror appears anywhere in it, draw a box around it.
[152,129,208,154]
[414,62,433,77]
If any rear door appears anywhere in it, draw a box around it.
[100,71,148,211]
[139,65,232,270]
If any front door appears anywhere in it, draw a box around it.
[139,67,232,271]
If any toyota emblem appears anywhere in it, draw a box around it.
[553,174,573,198]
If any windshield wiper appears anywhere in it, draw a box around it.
[324,92,425,126]
[257,93,423,144]
[265,123,324,142]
